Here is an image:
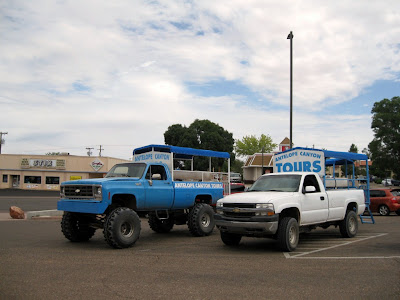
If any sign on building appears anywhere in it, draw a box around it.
[90,158,104,171]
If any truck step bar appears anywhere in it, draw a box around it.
[359,206,375,224]
[155,210,170,220]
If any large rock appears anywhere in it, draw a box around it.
[10,206,25,219]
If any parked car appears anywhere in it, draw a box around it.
[357,175,367,184]
[229,182,246,194]
[369,189,400,216]
[392,179,400,186]
[383,178,392,186]
[230,172,242,183]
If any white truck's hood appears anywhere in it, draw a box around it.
[220,192,296,204]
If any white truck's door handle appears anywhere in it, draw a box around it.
[320,196,325,200]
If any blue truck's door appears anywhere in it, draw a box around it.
[143,165,174,209]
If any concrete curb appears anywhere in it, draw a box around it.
[0,210,63,221]
[26,210,63,219]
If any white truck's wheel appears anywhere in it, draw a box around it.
[220,231,242,246]
[339,210,358,238]
[277,217,299,252]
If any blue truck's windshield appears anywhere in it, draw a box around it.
[248,174,301,192]
[105,163,147,178]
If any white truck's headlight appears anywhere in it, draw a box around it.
[255,203,274,216]
[216,201,223,213]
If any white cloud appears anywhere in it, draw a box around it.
[0,0,398,159]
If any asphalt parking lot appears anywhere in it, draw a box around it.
[1,209,399,299]
[1,189,400,299]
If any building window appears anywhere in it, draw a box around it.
[24,176,41,184]
[2,175,7,183]
[46,177,60,184]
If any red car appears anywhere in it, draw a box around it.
[369,189,400,216]
[230,183,246,194]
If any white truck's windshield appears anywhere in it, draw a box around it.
[248,174,302,192]
[105,163,147,178]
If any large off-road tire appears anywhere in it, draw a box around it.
[378,205,390,216]
[220,231,242,246]
[339,210,358,238]
[103,207,141,249]
[188,203,215,237]
[148,213,174,233]
[61,212,96,242]
[277,217,299,252]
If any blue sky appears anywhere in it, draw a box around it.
[0,0,399,159]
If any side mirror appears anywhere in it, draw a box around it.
[304,186,316,193]
[152,174,162,180]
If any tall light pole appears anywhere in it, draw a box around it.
[261,146,265,176]
[0,132,8,154]
[287,31,294,149]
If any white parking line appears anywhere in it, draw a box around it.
[284,233,400,259]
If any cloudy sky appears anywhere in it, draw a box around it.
[1,0,399,160]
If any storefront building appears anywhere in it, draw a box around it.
[243,138,290,183]
[0,154,130,191]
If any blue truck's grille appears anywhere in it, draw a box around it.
[64,185,94,198]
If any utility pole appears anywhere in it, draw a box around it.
[98,145,104,157]
[287,31,294,149]
[86,147,94,156]
[0,132,8,154]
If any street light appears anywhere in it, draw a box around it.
[261,146,265,175]
[287,31,293,149]
[0,132,8,154]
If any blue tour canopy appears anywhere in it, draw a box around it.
[133,144,230,159]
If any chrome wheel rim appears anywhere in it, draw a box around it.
[349,216,356,234]
[121,221,134,238]
[201,213,211,227]
[379,206,389,216]
[289,225,298,246]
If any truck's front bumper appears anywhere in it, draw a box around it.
[214,213,279,236]
[57,199,107,214]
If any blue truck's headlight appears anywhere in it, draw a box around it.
[94,186,102,200]
[60,186,65,198]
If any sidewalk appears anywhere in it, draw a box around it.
[0,210,63,221]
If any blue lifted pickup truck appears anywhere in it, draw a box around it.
[57,145,231,248]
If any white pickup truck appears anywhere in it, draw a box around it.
[215,172,366,251]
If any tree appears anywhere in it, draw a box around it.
[349,144,358,153]
[368,96,400,179]
[234,134,277,157]
[341,144,358,177]
[164,119,234,171]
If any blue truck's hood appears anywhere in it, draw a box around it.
[61,177,140,185]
